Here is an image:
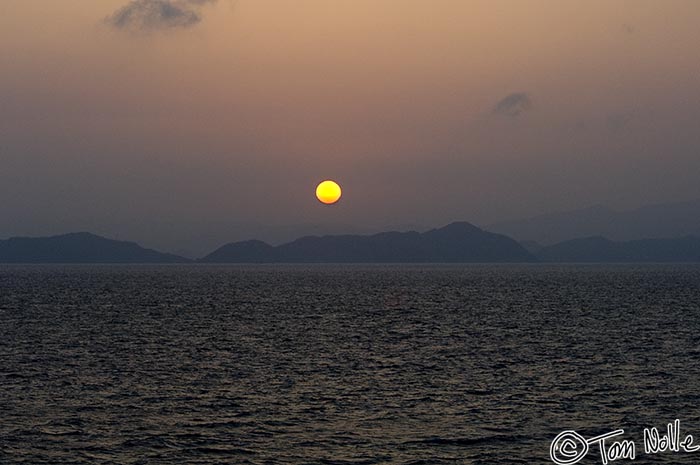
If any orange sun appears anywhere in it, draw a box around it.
[316,180,342,205]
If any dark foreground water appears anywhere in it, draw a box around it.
[2,265,700,464]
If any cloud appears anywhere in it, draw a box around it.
[106,0,216,32]
[493,93,532,118]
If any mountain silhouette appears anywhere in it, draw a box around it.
[537,235,700,262]
[5,225,700,264]
[0,232,189,263]
[202,222,536,263]
[489,199,700,245]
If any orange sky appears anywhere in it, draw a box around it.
[1,0,700,255]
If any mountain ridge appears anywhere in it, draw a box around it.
[201,221,536,263]
[488,199,700,245]
[537,235,700,262]
[4,224,700,263]
[0,232,189,263]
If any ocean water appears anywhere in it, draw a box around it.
[2,264,700,464]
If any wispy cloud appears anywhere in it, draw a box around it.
[106,0,217,32]
[493,93,532,118]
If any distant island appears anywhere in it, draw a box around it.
[0,232,189,263]
[489,199,700,245]
[201,222,535,263]
[1,224,700,263]
[537,236,700,262]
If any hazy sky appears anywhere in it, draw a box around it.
[2,0,700,255]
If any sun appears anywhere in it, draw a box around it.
[316,180,342,205]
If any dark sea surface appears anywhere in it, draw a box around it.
[2,264,700,464]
